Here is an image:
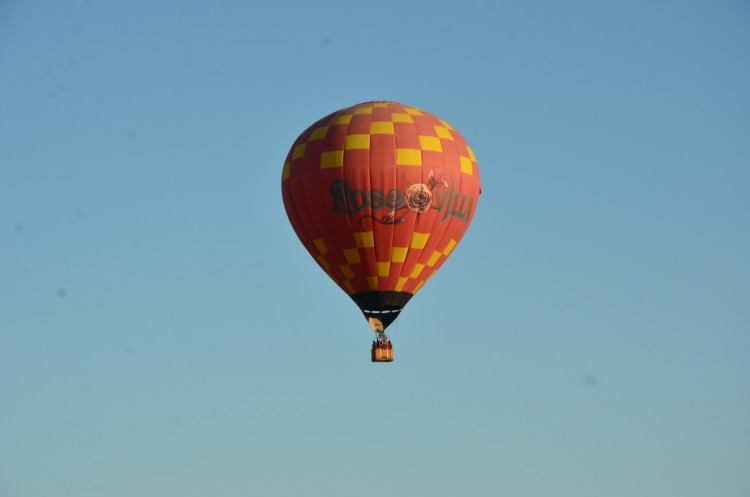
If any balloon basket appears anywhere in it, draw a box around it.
[371,335,394,362]
[371,347,394,362]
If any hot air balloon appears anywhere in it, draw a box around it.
[281,101,481,362]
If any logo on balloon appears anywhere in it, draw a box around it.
[404,184,433,214]
[330,170,475,228]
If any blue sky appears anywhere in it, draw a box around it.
[1,1,749,496]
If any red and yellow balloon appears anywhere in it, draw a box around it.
[282,101,481,337]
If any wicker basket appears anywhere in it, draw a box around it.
[371,347,394,362]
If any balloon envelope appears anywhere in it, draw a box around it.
[282,101,481,331]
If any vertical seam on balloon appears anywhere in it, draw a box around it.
[461,136,478,225]
[441,167,464,275]
[463,139,480,247]
[443,139,476,273]
[370,102,395,291]
[291,113,346,293]
[344,104,367,295]
[333,108,357,292]
[283,177,311,255]
[437,135,475,275]
[296,144,330,277]
[336,104,363,292]
[384,109,398,292]
[413,109,448,287]
[314,110,348,292]
[393,103,421,292]
[441,132,471,274]
[470,143,480,222]
[284,134,317,252]
[363,106,377,291]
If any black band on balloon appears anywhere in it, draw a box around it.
[351,291,413,330]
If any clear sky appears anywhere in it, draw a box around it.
[1,1,749,496]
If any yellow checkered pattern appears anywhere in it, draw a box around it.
[282,101,478,179]
[282,101,478,296]
[308,232,461,296]
[301,229,462,296]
